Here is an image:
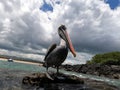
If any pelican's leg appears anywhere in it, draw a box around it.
[45,65,54,80]
[57,66,59,74]
[46,66,48,73]
[45,62,48,73]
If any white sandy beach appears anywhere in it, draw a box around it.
[0,58,43,66]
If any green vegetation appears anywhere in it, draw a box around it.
[87,52,120,65]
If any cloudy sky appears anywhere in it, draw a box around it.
[0,0,120,64]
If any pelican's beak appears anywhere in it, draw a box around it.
[63,30,76,57]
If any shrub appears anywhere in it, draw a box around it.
[87,52,120,65]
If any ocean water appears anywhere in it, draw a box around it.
[0,60,46,72]
[0,60,120,89]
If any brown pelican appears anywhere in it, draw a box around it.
[44,25,76,73]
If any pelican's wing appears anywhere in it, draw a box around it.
[44,44,57,61]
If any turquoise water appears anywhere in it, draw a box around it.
[0,60,46,72]
[0,60,120,88]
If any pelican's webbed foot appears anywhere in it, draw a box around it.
[45,72,54,80]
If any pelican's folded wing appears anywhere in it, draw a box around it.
[44,44,57,61]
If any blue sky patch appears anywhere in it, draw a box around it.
[104,0,120,9]
[40,0,53,12]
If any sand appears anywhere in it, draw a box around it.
[0,58,43,66]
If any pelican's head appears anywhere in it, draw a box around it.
[58,25,76,57]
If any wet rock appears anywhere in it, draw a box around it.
[0,68,119,90]
[22,72,84,86]
[22,72,119,90]
[60,64,120,79]
[84,79,119,90]
[113,74,120,79]
[22,73,88,90]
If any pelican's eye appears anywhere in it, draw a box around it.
[59,25,66,31]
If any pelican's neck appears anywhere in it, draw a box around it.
[60,39,67,47]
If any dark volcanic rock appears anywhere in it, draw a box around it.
[22,72,89,90]
[22,72,119,90]
[60,64,120,79]
[22,72,84,86]
[0,68,119,90]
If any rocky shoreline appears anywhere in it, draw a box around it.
[22,72,119,90]
[0,68,119,90]
[60,64,120,79]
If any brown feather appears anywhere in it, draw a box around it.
[44,44,57,61]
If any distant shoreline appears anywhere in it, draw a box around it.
[0,58,43,66]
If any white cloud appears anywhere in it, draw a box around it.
[0,48,44,61]
[64,52,93,65]
[0,0,120,64]
[53,0,120,53]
